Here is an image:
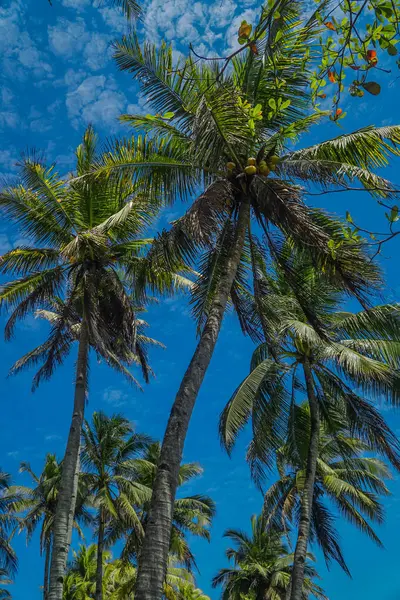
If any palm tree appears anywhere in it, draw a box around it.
[0,471,18,579]
[0,126,184,600]
[104,1,400,594]
[108,441,215,571]
[80,412,152,600]
[212,514,326,600]
[12,454,90,600]
[262,402,393,576]
[220,257,400,600]
[63,545,209,600]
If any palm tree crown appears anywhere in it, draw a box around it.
[263,402,393,574]
[212,514,326,600]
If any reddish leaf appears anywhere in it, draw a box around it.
[250,43,258,55]
[324,21,336,30]
[328,70,336,83]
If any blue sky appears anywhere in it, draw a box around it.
[1,0,400,598]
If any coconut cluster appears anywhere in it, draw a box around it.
[226,156,280,177]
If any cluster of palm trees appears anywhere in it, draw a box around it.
[2,0,400,598]
[0,413,214,599]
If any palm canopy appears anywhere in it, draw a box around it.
[0,126,186,390]
[10,454,90,554]
[219,255,400,482]
[263,402,392,575]
[108,441,216,570]
[81,412,153,548]
[102,0,400,337]
[212,514,326,600]
[0,472,18,578]
[63,544,209,600]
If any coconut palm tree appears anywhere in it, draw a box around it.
[80,413,152,600]
[108,441,215,571]
[0,126,187,600]
[220,257,400,600]
[0,471,18,579]
[263,402,393,575]
[63,544,209,600]
[212,514,326,600]
[12,454,91,600]
[103,0,400,594]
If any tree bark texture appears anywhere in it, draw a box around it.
[95,509,105,600]
[290,358,320,600]
[48,318,89,600]
[134,200,250,600]
[43,536,51,600]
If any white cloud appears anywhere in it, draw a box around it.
[0,111,19,129]
[45,434,62,441]
[103,387,128,407]
[62,0,91,11]
[48,18,89,57]
[142,0,260,56]
[83,32,113,71]
[30,118,53,133]
[0,1,52,79]
[7,450,19,459]
[66,75,127,130]
[1,87,13,106]
[99,6,129,32]
[0,149,17,170]
[48,18,111,71]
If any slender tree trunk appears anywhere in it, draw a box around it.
[48,317,89,600]
[95,509,105,600]
[290,358,320,600]
[134,200,250,600]
[43,536,51,600]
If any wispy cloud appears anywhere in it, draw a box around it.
[45,434,62,442]
[48,18,112,71]
[7,450,19,459]
[103,387,129,407]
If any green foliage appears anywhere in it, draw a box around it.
[0,126,185,391]
[264,403,392,573]
[212,514,327,599]
[220,254,400,484]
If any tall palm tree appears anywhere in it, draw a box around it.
[220,258,400,600]
[104,1,400,594]
[12,454,90,600]
[212,514,326,600]
[0,472,18,579]
[0,126,184,600]
[108,441,215,571]
[80,412,152,600]
[262,403,393,576]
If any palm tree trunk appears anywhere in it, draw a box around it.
[290,358,320,600]
[48,317,89,600]
[95,509,105,600]
[43,536,51,600]
[134,200,250,600]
